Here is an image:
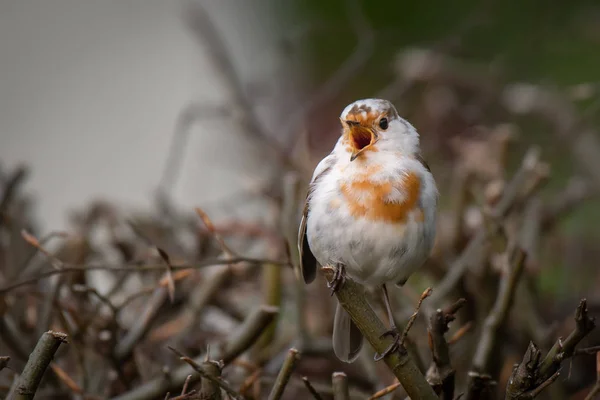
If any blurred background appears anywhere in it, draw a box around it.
[1,0,600,399]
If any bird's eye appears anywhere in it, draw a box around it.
[378,118,388,130]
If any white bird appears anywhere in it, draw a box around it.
[298,98,438,362]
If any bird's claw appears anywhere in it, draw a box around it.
[373,326,401,361]
[327,264,346,296]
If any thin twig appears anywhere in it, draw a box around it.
[168,348,237,400]
[426,298,466,399]
[267,348,300,400]
[181,374,192,396]
[114,287,168,361]
[401,287,433,345]
[182,1,303,172]
[111,305,279,400]
[368,381,402,400]
[537,299,596,382]
[430,148,545,307]
[302,377,324,400]
[0,256,287,295]
[465,248,527,399]
[584,352,600,400]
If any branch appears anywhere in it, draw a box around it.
[0,256,288,295]
[505,299,596,399]
[584,352,600,400]
[0,165,28,229]
[332,372,350,400]
[182,2,303,172]
[10,331,68,400]
[430,148,545,307]
[111,305,279,400]
[114,287,168,361]
[537,299,596,381]
[302,377,324,400]
[465,247,527,399]
[167,349,236,400]
[321,266,438,400]
[426,298,466,399]
[267,348,300,400]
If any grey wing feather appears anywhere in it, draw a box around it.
[298,199,317,283]
[332,302,363,363]
[297,155,335,284]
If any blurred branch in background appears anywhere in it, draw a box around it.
[1,0,600,399]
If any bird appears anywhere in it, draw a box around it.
[297,98,438,363]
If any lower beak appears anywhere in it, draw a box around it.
[348,125,377,162]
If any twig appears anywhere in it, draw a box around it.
[10,331,68,400]
[584,352,600,400]
[368,381,402,400]
[401,287,433,345]
[302,377,324,400]
[50,362,83,395]
[541,177,595,231]
[505,299,596,399]
[194,208,236,258]
[281,0,374,147]
[157,102,229,198]
[0,165,28,228]
[321,266,438,400]
[0,314,30,361]
[114,287,168,361]
[168,348,236,400]
[182,1,303,172]
[156,248,176,303]
[240,368,263,395]
[332,372,349,400]
[110,305,279,400]
[426,298,466,399]
[0,256,287,295]
[200,360,224,400]
[505,342,560,399]
[174,265,232,344]
[181,374,192,396]
[221,305,280,365]
[537,299,596,382]
[36,276,63,338]
[430,148,544,307]
[575,346,600,356]
[0,356,10,371]
[465,247,527,399]
[267,348,300,400]
[447,322,473,345]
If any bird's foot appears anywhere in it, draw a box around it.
[373,326,402,361]
[327,264,346,296]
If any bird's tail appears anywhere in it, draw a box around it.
[332,301,363,363]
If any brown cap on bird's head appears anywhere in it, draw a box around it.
[340,99,398,161]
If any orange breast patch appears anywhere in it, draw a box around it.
[340,172,422,223]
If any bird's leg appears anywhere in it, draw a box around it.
[327,263,346,296]
[373,284,402,361]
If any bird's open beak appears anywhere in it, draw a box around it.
[345,120,377,161]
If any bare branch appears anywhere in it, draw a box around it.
[322,265,438,400]
[111,305,278,400]
[267,348,300,400]
[9,331,68,400]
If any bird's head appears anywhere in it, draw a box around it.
[340,98,419,162]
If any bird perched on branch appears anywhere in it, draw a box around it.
[298,98,438,362]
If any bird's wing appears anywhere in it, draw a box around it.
[416,152,431,172]
[297,155,335,284]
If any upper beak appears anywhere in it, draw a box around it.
[346,121,377,161]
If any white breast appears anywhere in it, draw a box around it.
[305,153,437,287]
